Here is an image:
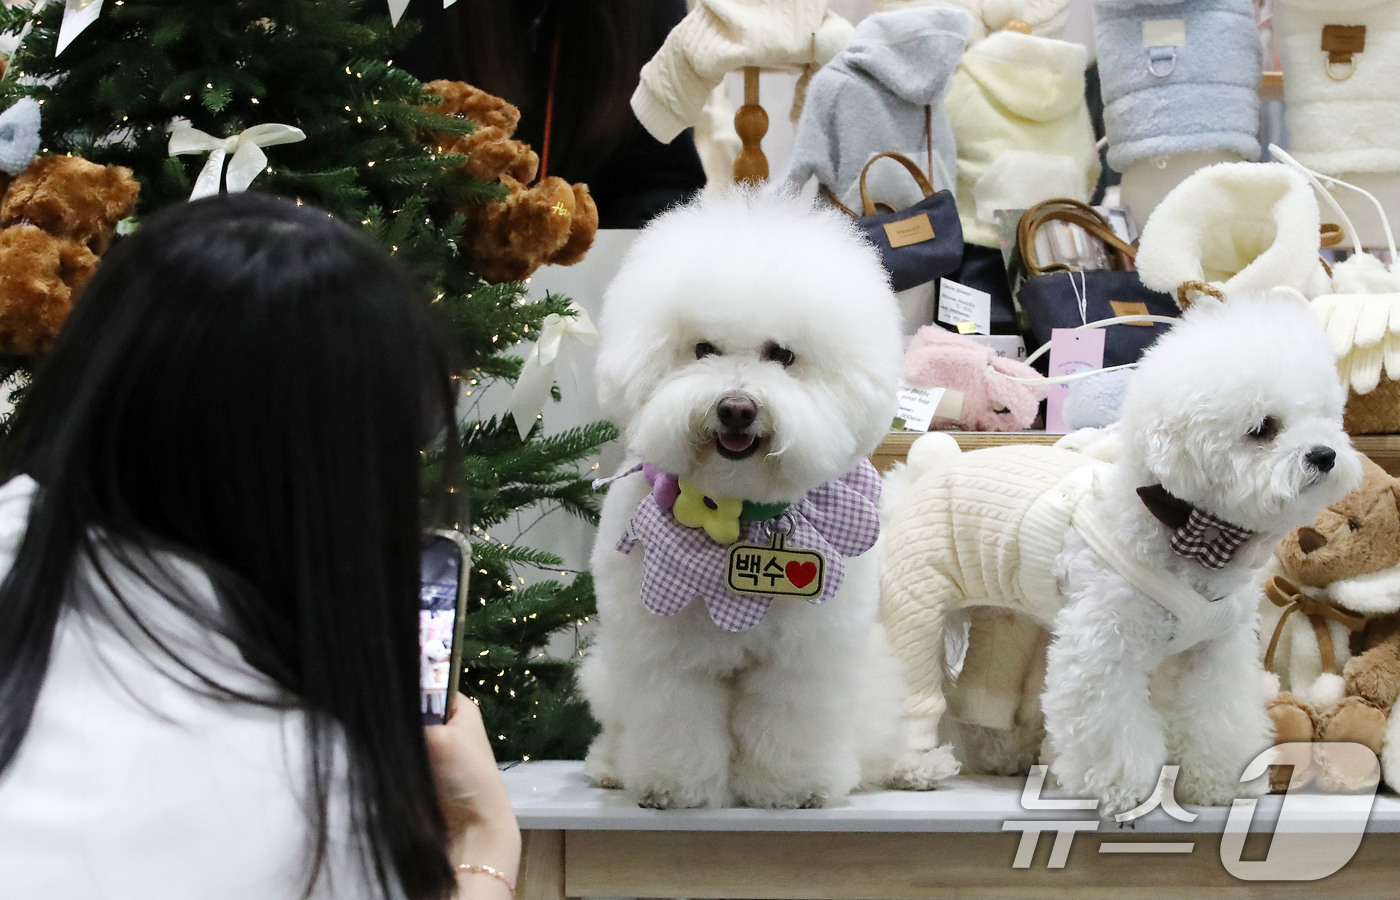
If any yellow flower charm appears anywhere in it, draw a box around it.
[672,480,743,544]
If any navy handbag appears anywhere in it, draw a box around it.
[841,151,964,292]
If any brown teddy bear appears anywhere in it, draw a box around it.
[1263,456,1400,792]
[0,155,139,355]
[423,80,597,284]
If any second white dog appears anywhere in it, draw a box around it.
[579,190,947,809]
[881,293,1364,815]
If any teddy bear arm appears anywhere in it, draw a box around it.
[548,183,598,268]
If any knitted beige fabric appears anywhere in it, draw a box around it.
[631,0,855,144]
[948,608,1051,731]
[881,446,1097,748]
[883,441,1240,748]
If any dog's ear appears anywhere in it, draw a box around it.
[594,325,675,427]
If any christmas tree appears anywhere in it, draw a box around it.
[0,0,613,761]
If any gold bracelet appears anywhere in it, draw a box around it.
[455,863,515,895]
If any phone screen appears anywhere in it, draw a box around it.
[420,532,468,725]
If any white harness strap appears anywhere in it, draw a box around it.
[1072,493,1238,655]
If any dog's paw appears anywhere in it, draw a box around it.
[732,781,832,810]
[1056,758,1159,819]
[629,774,727,810]
[883,745,961,791]
[583,749,622,790]
[637,788,702,810]
[1175,768,1263,807]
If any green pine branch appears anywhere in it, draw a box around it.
[0,0,619,760]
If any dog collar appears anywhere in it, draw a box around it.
[618,461,882,632]
[1136,484,1256,570]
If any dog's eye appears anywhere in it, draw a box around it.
[763,343,795,367]
[1247,415,1280,442]
[991,404,1010,414]
[695,341,720,359]
[1348,517,1362,532]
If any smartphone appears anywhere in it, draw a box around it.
[419,530,471,725]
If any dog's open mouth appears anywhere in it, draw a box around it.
[715,431,763,460]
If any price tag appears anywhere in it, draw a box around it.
[938,279,991,336]
[894,382,965,431]
[1045,328,1105,434]
[895,382,942,432]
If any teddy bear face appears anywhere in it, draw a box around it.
[1277,457,1400,589]
[0,156,138,254]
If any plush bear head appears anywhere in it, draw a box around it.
[422,80,597,283]
[901,325,1045,431]
[0,152,138,356]
[0,155,139,255]
[1277,457,1400,594]
[424,80,538,186]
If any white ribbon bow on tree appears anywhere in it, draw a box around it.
[508,305,598,440]
[167,120,307,201]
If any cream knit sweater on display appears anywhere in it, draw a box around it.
[632,0,854,143]
[0,477,381,900]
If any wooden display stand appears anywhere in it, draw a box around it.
[508,762,1400,900]
[872,431,1400,476]
[733,67,768,185]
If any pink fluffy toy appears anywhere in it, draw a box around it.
[902,326,1046,431]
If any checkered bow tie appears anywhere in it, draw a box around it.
[1136,485,1255,570]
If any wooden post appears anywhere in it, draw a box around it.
[517,830,566,900]
[733,66,769,184]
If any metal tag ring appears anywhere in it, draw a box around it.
[763,513,795,537]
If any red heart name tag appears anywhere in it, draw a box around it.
[726,542,825,600]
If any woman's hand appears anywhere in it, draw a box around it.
[425,696,521,887]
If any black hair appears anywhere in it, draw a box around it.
[0,193,459,900]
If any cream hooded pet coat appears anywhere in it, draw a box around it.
[946,30,1098,247]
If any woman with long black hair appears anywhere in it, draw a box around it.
[0,193,519,899]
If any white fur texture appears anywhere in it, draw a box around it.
[883,293,1363,816]
[1134,162,1332,300]
[581,190,932,809]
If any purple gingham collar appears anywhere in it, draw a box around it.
[617,461,882,631]
[1137,484,1256,570]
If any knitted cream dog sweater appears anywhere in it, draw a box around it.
[945,30,1098,247]
[632,0,854,144]
[882,446,1096,738]
[882,443,1237,747]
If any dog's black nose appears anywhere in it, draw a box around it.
[717,392,758,430]
[1305,446,1337,473]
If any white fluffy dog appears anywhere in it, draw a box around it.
[881,294,1364,815]
[580,190,934,809]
